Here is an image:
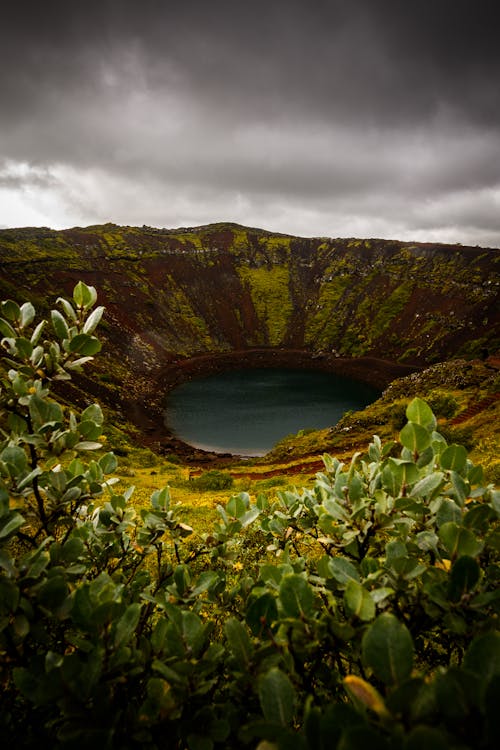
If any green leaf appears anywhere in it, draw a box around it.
[0,577,20,611]
[246,593,278,636]
[449,470,468,507]
[224,617,254,669]
[240,505,260,528]
[327,557,360,585]
[174,564,191,595]
[258,667,295,726]
[38,575,69,614]
[447,556,480,602]
[74,441,103,451]
[17,467,42,492]
[190,570,219,597]
[404,726,450,750]
[438,522,483,559]
[73,281,97,309]
[362,613,414,686]
[400,422,431,454]
[416,530,438,553]
[1,445,29,474]
[99,452,117,474]
[78,420,102,441]
[186,736,213,750]
[1,299,21,322]
[30,320,46,345]
[440,444,467,474]
[83,305,105,334]
[383,459,419,496]
[67,333,101,356]
[19,302,35,328]
[226,492,249,519]
[410,472,444,499]
[151,486,170,510]
[61,537,85,563]
[468,464,484,486]
[180,611,205,655]
[463,631,500,684]
[15,337,33,359]
[279,574,314,618]
[344,580,375,621]
[436,498,462,526]
[13,613,30,639]
[81,403,104,425]
[56,297,77,321]
[406,398,437,430]
[334,724,387,750]
[51,309,70,341]
[114,603,141,646]
[0,317,16,337]
[30,345,44,367]
[29,394,63,428]
[66,356,94,370]
[0,512,25,539]
[151,617,168,654]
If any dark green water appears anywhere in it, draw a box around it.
[164,368,379,456]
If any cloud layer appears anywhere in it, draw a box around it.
[1,0,499,245]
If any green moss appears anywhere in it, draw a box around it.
[304,274,351,348]
[162,279,215,351]
[369,281,413,339]
[238,265,293,345]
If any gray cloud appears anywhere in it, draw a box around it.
[0,1,499,245]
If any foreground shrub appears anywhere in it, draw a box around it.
[0,284,499,748]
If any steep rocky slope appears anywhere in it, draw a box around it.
[0,222,498,453]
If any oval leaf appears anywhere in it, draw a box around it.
[344,580,375,621]
[1,299,21,322]
[224,617,254,669]
[279,574,314,618]
[406,398,437,430]
[400,422,431,454]
[362,613,414,686]
[440,444,467,474]
[83,305,105,334]
[258,668,295,726]
[68,334,101,356]
[51,309,70,341]
[114,603,141,647]
[438,522,483,559]
[447,556,480,602]
[246,593,278,636]
[20,302,35,329]
[73,281,97,310]
[328,557,360,585]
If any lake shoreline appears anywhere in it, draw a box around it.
[165,367,380,457]
[126,349,420,464]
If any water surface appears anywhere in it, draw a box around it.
[165,368,379,456]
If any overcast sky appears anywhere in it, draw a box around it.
[1,0,499,246]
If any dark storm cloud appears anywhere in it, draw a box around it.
[1,1,499,244]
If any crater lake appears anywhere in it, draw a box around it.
[164,368,380,456]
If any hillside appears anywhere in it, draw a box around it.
[0,222,499,457]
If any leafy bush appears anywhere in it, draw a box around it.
[192,469,235,491]
[426,389,459,419]
[0,284,499,748]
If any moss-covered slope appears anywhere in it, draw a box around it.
[1,222,498,360]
